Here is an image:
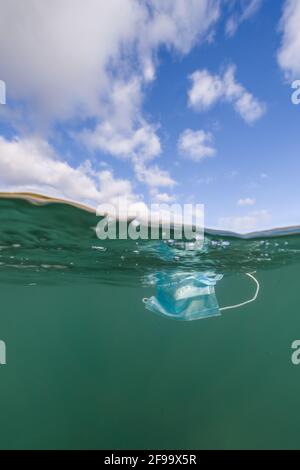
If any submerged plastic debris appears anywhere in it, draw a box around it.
[143,271,260,321]
[143,272,223,320]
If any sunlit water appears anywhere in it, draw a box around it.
[0,197,300,449]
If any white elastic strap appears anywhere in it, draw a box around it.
[220,272,260,312]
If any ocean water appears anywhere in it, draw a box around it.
[0,196,300,449]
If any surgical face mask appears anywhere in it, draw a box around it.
[143,271,259,321]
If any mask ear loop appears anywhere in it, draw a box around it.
[219,272,260,311]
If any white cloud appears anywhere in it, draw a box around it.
[150,190,176,203]
[0,0,221,191]
[0,1,223,203]
[188,65,266,124]
[134,162,176,188]
[62,1,221,182]
[81,119,161,162]
[0,0,145,124]
[237,197,256,206]
[79,77,161,161]
[0,1,267,207]
[178,129,216,161]
[96,170,137,206]
[144,0,221,54]
[278,0,300,80]
[0,0,220,126]
[0,136,138,207]
[218,209,271,233]
[188,70,223,110]
[225,0,263,36]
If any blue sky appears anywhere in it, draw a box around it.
[0,0,299,232]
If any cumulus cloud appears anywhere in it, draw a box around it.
[0,136,138,207]
[0,0,144,124]
[149,190,176,203]
[237,197,256,206]
[81,119,161,162]
[75,1,221,166]
[0,0,220,126]
[134,162,176,188]
[278,0,300,80]
[218,209,271,233]
[144,0,221,54]
[0,1,265,207]
[2,1,226,199]
[178,129,216,161]
[79,77,161,161]
[188,65,266,124]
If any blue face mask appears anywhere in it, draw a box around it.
[143,272,260,321]
[143,272,223,321]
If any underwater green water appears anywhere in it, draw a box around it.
[0,198,300,449]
